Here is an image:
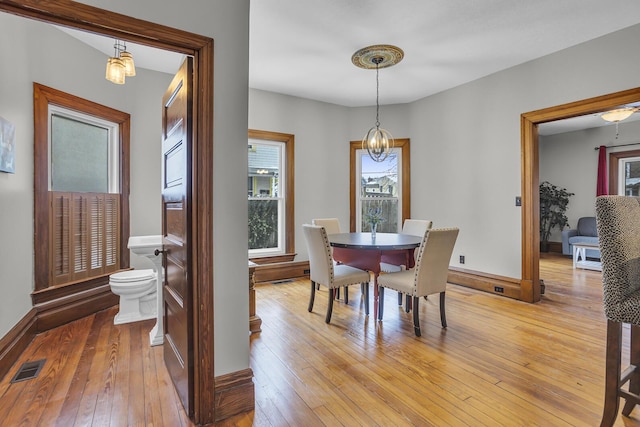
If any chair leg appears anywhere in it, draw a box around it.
[308,281,316,312]
[601,319,622,427]
[398,291,403,305]
[344,286,349,304]
[405,294,411,312]
[412,296,421,337]
[439,291,447,328]
[378,286,385,320]
[336,288,340,299]
[325,288,335,323]
[623,324,640,416]
[317,282,320,290]
[364,282,369,316]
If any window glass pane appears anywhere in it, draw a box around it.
[623,158,640,195]
[51,115,109,192]
[248,143,280,197]
[359,151,399,232]
[248,199,279,249]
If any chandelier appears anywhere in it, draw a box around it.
[352,45,404,162]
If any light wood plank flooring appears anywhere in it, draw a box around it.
[1,253,640,426]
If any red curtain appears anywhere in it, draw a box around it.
[597,145,608,196]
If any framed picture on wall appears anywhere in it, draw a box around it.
[0,116,15,173]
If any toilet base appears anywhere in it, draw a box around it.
[114,310,157,325]
[113,290,157,325]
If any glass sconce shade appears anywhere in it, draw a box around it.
[119,51,136,76]
[106,57,125,84]
[363,126,394,162]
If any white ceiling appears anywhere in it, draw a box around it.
[249,0,640,107]
[56,1,640,132]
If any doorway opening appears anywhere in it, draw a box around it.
[521,87,640,303]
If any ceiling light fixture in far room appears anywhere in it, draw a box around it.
[105,40,136,85]
[352,44,404,162]
[601,107,640,139]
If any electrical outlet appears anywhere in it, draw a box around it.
[459,255,465,264]
[495,286,504,293]
[515,196,522,206]
[303,269,310,274]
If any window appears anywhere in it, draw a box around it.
[350,139,410,232]
[34,83,130,291]
[610,149,640,196]
[50,106,120,193]
[248,130,294,259]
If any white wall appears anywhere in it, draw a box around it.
[0,13,171,337]
[76,0,251,376]
[540,120,640,242]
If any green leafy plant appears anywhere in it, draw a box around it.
[363,206,386,227]
[539,181,574,251]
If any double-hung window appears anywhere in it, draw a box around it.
[248,130,294,259]
[350,139,410,232]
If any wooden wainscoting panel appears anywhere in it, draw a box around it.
[0,308,37,382]
[35,284,118,332]
[214,368,255,422]
[448,267,522,299]
[253,260,310,284]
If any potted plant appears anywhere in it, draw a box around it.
[539,181,574,252]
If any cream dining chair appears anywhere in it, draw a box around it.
[377,227,459,336]
[380,219,433,309]
[311,218,342,291]
[595,196,640,426]
[302,224,371,323]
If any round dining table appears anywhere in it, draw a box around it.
[328,232,422,320]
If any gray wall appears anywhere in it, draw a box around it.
[540,120,640,242]
[250,23,640,280]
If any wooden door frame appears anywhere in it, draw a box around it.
[521,87,640,303]
[0,1,215,424]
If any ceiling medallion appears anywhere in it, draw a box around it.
[351,44,404,69]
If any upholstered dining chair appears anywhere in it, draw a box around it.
[377,227,459,337]
[595,196,640,426]
[380,219,433,309]
[302,224,371,323]
[311,218,341,235]
[312,218,342,291]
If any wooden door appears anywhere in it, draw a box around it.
[162,58,194,415]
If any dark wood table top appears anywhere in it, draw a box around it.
[328,232,421,250]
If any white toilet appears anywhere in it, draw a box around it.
[109,235,165,346]
[110,268,157,324]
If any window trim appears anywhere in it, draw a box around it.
[34,83,131,291]
[350,139,410,232]
[248,129,295,260]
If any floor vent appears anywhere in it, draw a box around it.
[271,279,293,285]
[11,359,46,383]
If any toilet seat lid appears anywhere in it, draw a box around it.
[110,269,155,283]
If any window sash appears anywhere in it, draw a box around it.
[355,147,402,232]
[618,156,640,195]
[248,140,286,255]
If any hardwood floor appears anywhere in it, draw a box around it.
[2,253,640,426]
